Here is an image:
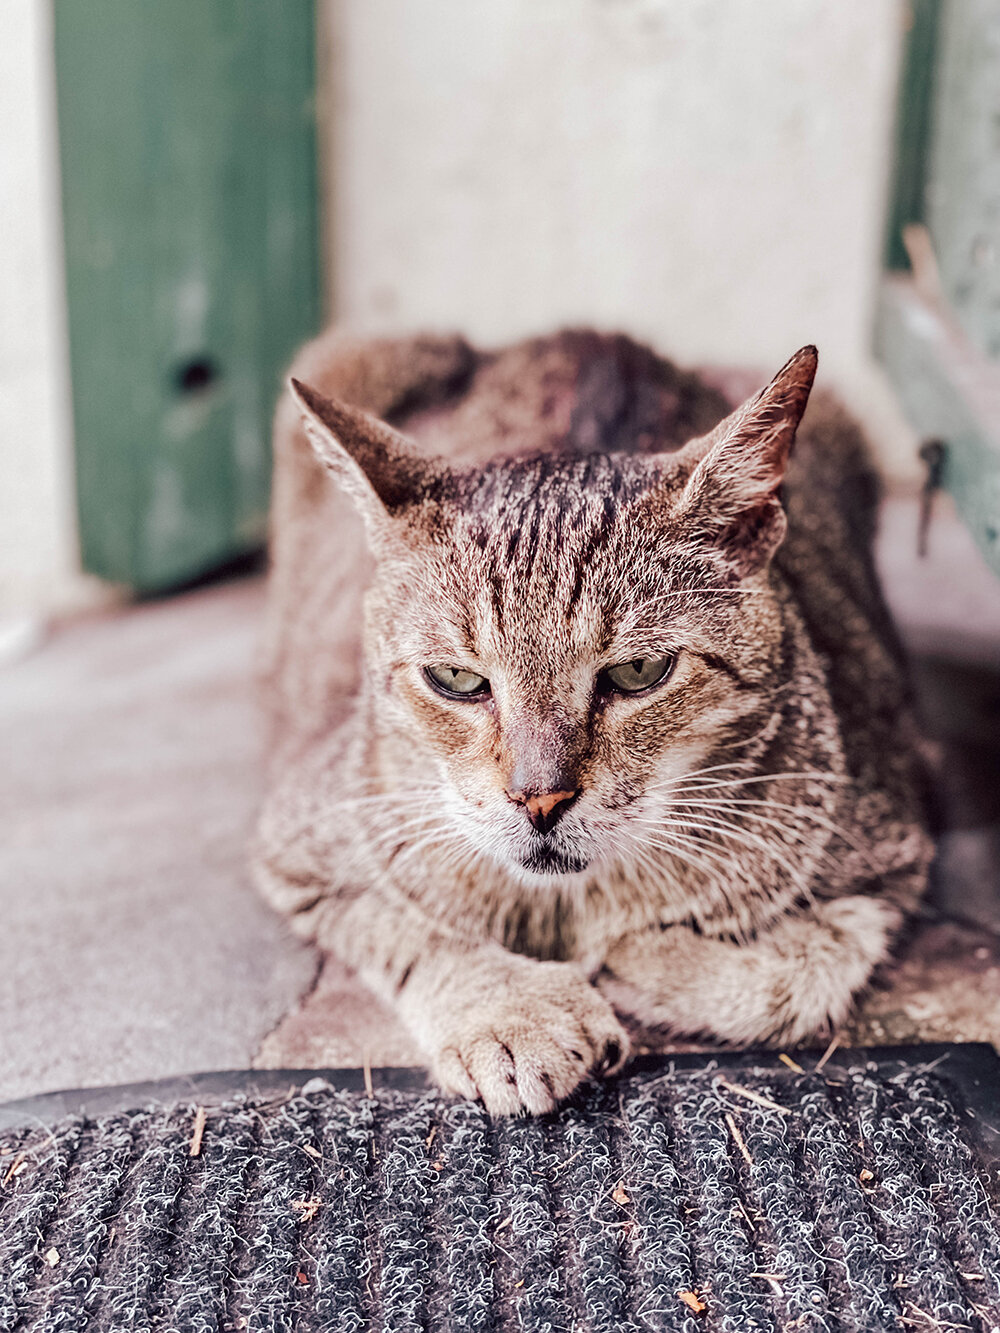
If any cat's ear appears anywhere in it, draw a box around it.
[289,377,439,525]
[674,345,818,576]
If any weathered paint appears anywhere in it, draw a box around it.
[884,0,942,272]
[925,0,1000,358]
[876,275,1000,576]
[54,0,321,592]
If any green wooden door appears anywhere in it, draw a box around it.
[54,1,321,593]
[924,0,1000,360]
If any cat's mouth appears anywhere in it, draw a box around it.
[519,838,589,876]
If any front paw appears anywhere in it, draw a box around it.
[818,895,902,967]
[429,960,629,1116]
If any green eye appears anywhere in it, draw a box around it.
[601,654,676,695]
[424,665,490,698]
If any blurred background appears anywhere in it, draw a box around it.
[2,0,999,1100]
[4,0,1000,610]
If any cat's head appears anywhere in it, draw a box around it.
[291,346,816,883]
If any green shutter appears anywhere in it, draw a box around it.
[54,0,321,592]
[884,0,942,272]
[879,0,1000,578]
[924,0,1000,358]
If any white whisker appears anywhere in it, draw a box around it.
[665,795,874,864]
[635,824,734,874]
[654,813,801,882]
[651,769,848,797]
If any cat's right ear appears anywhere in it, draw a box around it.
[288,377,439,528]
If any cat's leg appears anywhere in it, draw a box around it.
[307,885,630,1116]
[254,775,628,1113]
[397,941,630,1117]
[596,896,902,1045]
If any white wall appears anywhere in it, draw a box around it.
[326,0,915,468]
[0,1,917,618]
[0,1,106,619]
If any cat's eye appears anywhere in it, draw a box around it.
[601,654,676,695]
[424,665,490,698]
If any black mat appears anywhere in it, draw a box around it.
[1,1046,999,1332]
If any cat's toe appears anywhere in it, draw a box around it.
[434,1044,479,1102]
[447,1028,564,1116]
[597,1034,626,1075]
[431,1033,526,1116]
[434,1004,630,1116]
[462,1031,533,1116]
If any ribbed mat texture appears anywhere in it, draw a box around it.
[2,1062,999,1332]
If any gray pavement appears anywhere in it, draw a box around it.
[1,577,317,1101]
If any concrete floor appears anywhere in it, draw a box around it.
[2,496,999,1101]
[1,578,316,1101]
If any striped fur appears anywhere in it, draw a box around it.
[253,329,931,1114]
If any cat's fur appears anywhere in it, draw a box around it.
[254,328,932,1115]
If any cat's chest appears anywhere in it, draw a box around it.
[491,870,728,966]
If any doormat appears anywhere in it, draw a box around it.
[1,1046,999,1331]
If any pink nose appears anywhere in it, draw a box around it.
[506,788,578,835]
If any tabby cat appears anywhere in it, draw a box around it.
[254,329,931,1115]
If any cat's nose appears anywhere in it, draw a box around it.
[507,787,578,835]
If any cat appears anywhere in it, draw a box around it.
[253,328,932,1115]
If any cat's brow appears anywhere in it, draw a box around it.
[394,642,478,667]
[604,631,682,660]
[623,589,766,622]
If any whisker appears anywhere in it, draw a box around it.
[635,832,726,879]
[676,758,756,777]
[362,810,444,834]
[630,828,752,928]
[656,814,802,883]
[651,769,848,796]
[665,795,873,862]
[630,797,807,875]
[660,801,819,848]
[709,711,789,753]
[635,825,735,875]
[628,807,809,850]
[362,816,448,852]
[389,828,468,870]
[325,791,446,812]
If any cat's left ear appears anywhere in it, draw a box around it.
[674,345,818,576]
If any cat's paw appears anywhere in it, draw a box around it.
[429,961,629,1116]
[764,896,904,1042]
[818,895,902,964]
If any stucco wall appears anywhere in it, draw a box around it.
[0,2,99,619]
[1,2,916,616]
[325,0,912,462]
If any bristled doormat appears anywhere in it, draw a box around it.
[1,1046,999,1332]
